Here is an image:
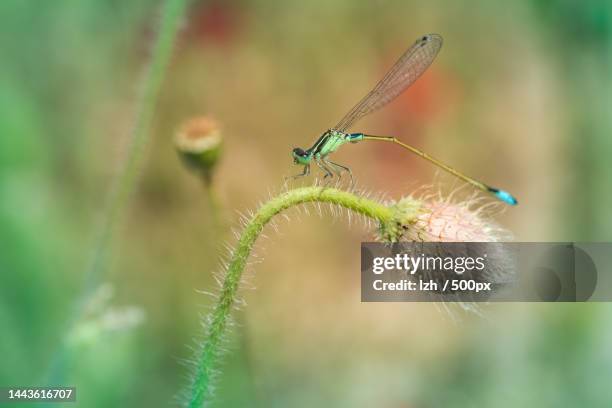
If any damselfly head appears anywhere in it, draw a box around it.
[292,147,310,165]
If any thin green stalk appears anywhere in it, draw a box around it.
[187,186,419,407]
[46,0,189,384]
[204,183,225,238]
[84,0,189,309]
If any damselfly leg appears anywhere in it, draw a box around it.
[323,158,354,189]
[285,164,310,186]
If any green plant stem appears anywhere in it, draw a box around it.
[46,0,189,385]
[203,182,225,238]
[188,186,415,407]
[84,0,188,309]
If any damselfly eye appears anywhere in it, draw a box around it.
[293,147,307,157]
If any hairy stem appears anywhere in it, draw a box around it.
[46,0,189,385]
[188,186,418,407]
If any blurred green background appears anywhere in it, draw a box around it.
[1,0,612,407]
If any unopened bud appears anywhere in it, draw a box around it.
[175,116,222,185]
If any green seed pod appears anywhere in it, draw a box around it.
[175,116,223,185]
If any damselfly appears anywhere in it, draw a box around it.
[290,34,517,205]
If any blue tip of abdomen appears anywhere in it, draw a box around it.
[489,188,518,205]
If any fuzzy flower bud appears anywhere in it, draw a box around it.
[412,200,506,242]
[379,197,508,242]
